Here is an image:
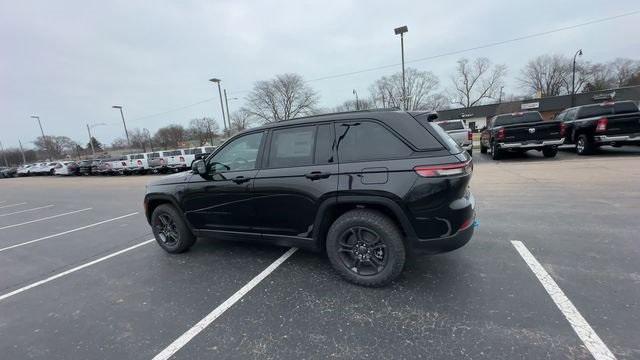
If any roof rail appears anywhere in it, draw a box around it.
[288,107,401,121]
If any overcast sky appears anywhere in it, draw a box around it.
[1,1,639,148]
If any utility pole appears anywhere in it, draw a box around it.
[18,140,26,164]
[571,49,583,107]
[143,128,153,151]
[224,89,231,131]
[112,105,130,147]
[499,86,504,103]
[0,140,8,166]
[209,78,227,132]
[30,115,52,160]
[353,89,360,110]
[394,26,409,110]
[86,124,96,155]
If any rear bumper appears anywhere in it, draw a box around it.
[499,138,564,149]
[409,191,476,255]
[594,133,640,143]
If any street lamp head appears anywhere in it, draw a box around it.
[209,78,221,83]
[30,115,39,119]
[112,105,122,109]
[394,26,408,35]
[578,49,583,56]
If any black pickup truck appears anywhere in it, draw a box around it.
[480,111,564,160]
[555,101,640,155]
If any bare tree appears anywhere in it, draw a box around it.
[518,54,574,97]
[609,58,640,87]
[370,68,441,110]
[581,62,615,92]
[332,98,374,112]
[128,128,151,152]
[245,73,319,123]
[188,118,220,145]
[228,109,254,135]
[110,137,128,150]
[152,124,186,149]
[33,135,77,159]
[450,58,507,107]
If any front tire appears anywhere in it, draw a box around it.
[542,146,558,158]
[326,209,405,287]
[151,204,196,253]
[480,142,488,154]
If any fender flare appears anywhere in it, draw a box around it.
[144,193,197,234]
[312,195,417,243]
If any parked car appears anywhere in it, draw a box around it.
[78,160,94,175]
[16,164,35,176]
[127,153,151,174]
[434,120,473,155]
[144,110,476,287]
[97,157,128,175]
[480,111,564,160]
[54,161,79,176]
[555,100,640,155]
[31,162,57,175]
[0,167,17,178]
[149,150,188,173]
[90,159,105,174]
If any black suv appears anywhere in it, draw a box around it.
[144,110,476,286]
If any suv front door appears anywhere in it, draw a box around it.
[253,123,338,243]
[183,131,265,239]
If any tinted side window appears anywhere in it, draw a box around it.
[577,105,612,119]
[614,101,639,114]
[555,112,565,121]
[566,108,578,121]
[268,126,315,168]
[315,124,334,165]
[210,132,263,172]
[337,121,411,162]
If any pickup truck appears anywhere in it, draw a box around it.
[555,101,640,155]
[480,111,564,160]
[434,120,473,155]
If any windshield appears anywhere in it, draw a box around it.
[493,112,543,126]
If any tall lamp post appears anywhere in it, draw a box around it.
[394,25,408,111]
[571,49,583,107]
[112,105,131,147]
[86,123,107,156]
[353,89,360,110]
[30,115,52,160]
[209,78,227,132]
[0,140,8,166]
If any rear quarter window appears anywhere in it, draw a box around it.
[577,104,613,119]
[337,121,411,162]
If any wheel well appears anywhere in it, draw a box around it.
[315,202,407,250]
[145,198,173,222]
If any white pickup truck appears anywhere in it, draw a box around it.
[434,120,473,155]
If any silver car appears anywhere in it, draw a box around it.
[435,120,473,155]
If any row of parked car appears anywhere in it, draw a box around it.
[2,146,218,178]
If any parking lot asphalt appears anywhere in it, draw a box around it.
[1,145,639,359]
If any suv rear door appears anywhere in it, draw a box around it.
[335,120,414,199]
[252,123,338,241]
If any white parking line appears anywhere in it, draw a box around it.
[152,247,298,360]
[0,204,55,217]
[0,212,139,253]
[0,202,27,210]
[0,208,92,230]
[511,241,616,360]
[0,239,155,302]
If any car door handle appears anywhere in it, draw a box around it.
[232,176,251,184]
[305,171,331,180]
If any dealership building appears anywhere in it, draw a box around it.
[437,85,640,132]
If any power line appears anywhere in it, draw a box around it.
[125,10,640,120]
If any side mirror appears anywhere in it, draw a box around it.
[192,160,207,175]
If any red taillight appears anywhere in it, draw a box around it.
[595,117,608,133]
[137,160,143,166]
[496,128,505,141]
[414,161,473,178]
[560,123,567,137]
[467,130,472,141]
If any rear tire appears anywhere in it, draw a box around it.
[151,204,196,254]
[576,134,594,155]
[480,143,487,154]
[491,142,502,160]
[326,209,405,287]
[542,146,558,158]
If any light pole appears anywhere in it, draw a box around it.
[499,86,504,103]
[209,78,227,132]
[86,123,106,156]
[143,128,153,151]
[571,49,583,107]
[394,25,408,110]
[223,89,231,130]
[18,140,26,164]
[30,115,52,160]
[353,89,360,110]
[112,105,131,147]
